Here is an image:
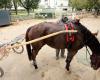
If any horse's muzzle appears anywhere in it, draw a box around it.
[91,64,100,70]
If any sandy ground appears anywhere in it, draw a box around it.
[0,16,100,80]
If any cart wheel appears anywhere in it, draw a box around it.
[12,42,24,54]
[0,67,4,77]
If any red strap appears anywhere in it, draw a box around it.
[64,23,75,42]
[70,23,74,42]
[64,24,69,42]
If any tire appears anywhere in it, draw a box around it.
[12,42,24,54]
[0,67,4,77]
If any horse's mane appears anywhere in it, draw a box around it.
[76,22,100,54]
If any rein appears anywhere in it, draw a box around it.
[80,28,94,61]
[86,45,91,55]
[85,45,91,61]
[84,32,98,62]
[84,35,93,61]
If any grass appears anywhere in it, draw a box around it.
[10,10,35,22]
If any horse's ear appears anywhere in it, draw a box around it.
[76,18,80,22]
[74,15,80,23]
[74,18,80,24]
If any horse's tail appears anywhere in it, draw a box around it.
[25,27,32,61]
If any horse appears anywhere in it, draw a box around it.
[25,20,100,71]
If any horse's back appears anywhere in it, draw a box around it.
[28,22,65,37]
[41,22,66,49]
[26,22,66,49]
[27,22,47,40]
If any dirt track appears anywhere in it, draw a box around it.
[0,16,100,80]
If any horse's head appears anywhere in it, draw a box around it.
[90,53,100,70]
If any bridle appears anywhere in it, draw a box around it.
[84,46,99,69]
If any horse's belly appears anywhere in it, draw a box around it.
[45,35,66,49]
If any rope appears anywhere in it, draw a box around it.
[7,30,77,49]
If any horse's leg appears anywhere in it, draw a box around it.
[61,49,65,58]
[65,50,77,71]
[31,42,44,69]
[31,49,38,69]
[56,49,60,60]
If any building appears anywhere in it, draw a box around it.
[39,0,69,9]
[37,0,70,18]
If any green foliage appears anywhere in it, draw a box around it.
[70,0,84,10]
[31,0,40,11]
[19,0,40,15]
[0,0,12,10]
[13,0,20,15]
[70,0,100,10]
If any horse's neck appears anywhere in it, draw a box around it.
[78,23,100,54]
[85,32,100,54]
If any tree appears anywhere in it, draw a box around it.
[70,0,100,10]
[87,0,100,16]
[31,0,40,11]
[0,0,12,10]
[70,0,100,17]
[13,0,19,15]
[0,1,3,9]
[19,0,40,15]
[70,0,82,10]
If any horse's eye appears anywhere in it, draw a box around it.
[92,60,96,63]
[99,56,100,59]
[90,56,92,59]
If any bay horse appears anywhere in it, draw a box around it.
[25,20,100,71]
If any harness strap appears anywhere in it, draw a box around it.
[64,23,75,49]
[70,23,75,42]
[64,23,75,42]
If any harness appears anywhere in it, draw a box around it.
[64,22,75,49]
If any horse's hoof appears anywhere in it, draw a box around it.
[66,70,71,74]
[56,57,59,60]
[65,67,71,74]
[66,68,69,71]
[61,55,66,58]
[34,65,38,69]
[65,65,70,71]
[0,67,4,77]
